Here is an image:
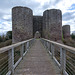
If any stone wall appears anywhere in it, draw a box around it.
[49,9,62,41]
[62,25,70,39]
[12,6,33,43]
[33,16,43,37]
[12,6,63,42]
[43,10,50,39]
[43,9,62,41]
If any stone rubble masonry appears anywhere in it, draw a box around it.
[12,6,63,43]
[62,25,70,39]
[34,31,41,38]
[43,9,62,41]
[12,6,33,43]
[43,10,50,39]
[33,16,43,37]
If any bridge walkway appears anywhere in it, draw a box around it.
[14,39,61,75]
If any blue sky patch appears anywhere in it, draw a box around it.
[69,4,75,10]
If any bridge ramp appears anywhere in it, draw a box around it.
[14,39,61,75]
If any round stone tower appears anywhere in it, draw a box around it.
[12,6,33,43]
[43,9,62,41]
[62,25,70,39]
[43,10,49,38]
[49,9,62,41]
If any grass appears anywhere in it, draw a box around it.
[0,52,8,75]
[0,39,12,48]
[63,38,75,48]
[62,38,75,75]
[0,39,12,75]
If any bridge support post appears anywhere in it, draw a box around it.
[48,42,50,51]
[21,44,24,59]
[60,47,66,75]
[51,44,54,58]
[49,43,51,52]
[44,41,46,48]
[47,42,48,50]
[8,47,14,75]
[45,41,47,48]
[26,42,29,50]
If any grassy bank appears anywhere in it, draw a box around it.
[0,39,12,48]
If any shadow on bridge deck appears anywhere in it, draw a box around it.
[14,39,61,75]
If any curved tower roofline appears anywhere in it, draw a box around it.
[63,25,70,27]
[43,9,62,15]
[43,9,61,12]
[12,6,32,11]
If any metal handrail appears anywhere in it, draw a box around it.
[0,39,33,53]
[42,38,75,53]
[41,38,75,75]
[0,38,35,75]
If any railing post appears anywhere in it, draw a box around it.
[47,42,50,51]
[49,43,51,52]
[8,47,14,74]
[51,43,54,58]
[60,47,66,75]
[44,41,45,47]
[21,44,24,59]
[26,41,29,50]
[47,42,48,49]
[46,41,47,49]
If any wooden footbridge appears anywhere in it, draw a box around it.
[0,38,75,75]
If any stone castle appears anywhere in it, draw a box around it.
[12,6,70,43]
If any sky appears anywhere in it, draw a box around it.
[0,0,75,35]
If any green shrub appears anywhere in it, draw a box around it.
[6,31,12,40]
[63,38,75,48]
[0,36,3,42]
[0,31,12,43]
[62,32,64,41]
[71,34,75,39]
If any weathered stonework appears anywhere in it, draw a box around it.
[12,6,33,43]
[33,16,43,37]
[12,6,63,42]
[62,25,70,39]
[49,9,62,41]
[43,10,51,39]
[43,9,62,41]
[34,31,41,38]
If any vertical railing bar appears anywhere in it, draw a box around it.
[51,43,55,59]
[60,47,66,75]
[12,47,14,74]
[48,42,50,51]
[21,43,24,59]
[8,47,14,74]
[26,42,29,51]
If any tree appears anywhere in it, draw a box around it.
[2,34,5,42]
[6,31,12,40]
[0,36,2,42]
[71,33,75,39]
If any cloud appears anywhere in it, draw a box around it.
[0,0,41,35]
[68,4,75,10]
[50,0,61,5]
[0,0,75,35]
[42,0,61,10]
[62,11,75,21]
